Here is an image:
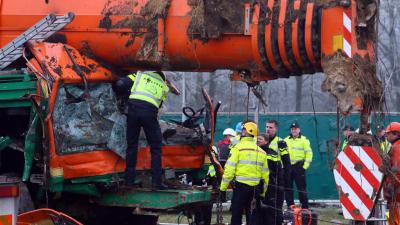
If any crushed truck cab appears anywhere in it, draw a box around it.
[0,41,218,224]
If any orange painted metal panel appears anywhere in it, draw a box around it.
[278,0,292,71]
[17,209,83,225]
[305,3,316,65]
[291,0,304,69]
[320,7,343,57]
[46,145,205,180]
[250,4,266,74]
[0,0,260,74]
[0,0,374,82]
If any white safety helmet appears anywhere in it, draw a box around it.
[223,128,236,137]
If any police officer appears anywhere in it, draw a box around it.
[114,71,169,189]
[219,122,269,225]
[284,122,313,208]
[263,120,291,225]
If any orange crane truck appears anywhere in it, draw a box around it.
[0,0,386,224]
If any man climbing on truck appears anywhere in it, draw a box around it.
[114,71,169,189]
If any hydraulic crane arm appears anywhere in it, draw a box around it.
[0,0,382,116]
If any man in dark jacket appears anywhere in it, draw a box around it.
[256,120,291,225]
[114,71,169,189]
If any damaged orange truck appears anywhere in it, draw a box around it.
[0,0,383,224]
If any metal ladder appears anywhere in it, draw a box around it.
[0,12,75,70]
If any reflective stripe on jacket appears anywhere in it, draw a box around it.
[284,135,313,169]
[127,73,137,83]
[220,137,269,196]
[128,71,169,108]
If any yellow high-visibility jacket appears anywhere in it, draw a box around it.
[381,139,391,154]
[268,136,289,162]
[207,165,216,177]
[220,137,269,196]
[128,71,169,108]
[284,135,313,170]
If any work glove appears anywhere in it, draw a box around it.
[277,140,287,149]
[219,190,227,203]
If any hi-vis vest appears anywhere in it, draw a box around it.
[381,139,391,154]
[128,72,169,108]
[268,136,289,162]
[284,135,313,169]
[220,137,269,196]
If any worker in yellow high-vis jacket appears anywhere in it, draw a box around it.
[114,71,169,189]
[376,125,391,154]
[284,122,313,209]
[219,121,269,225]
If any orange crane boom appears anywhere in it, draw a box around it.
[0,0,381,114]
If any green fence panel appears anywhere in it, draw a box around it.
[162,113,399,200]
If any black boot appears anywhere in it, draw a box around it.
[125,169,139,187]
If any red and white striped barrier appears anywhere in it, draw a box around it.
[343,9,352,58]
[334,145,383,221]
[0,182,19,225]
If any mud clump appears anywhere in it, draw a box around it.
[53,66,63,76]
[101,0,137,15]
[99,14,112,30]
[46,34,68,44]
[136,0,171,64]
[187,0,251,41]
[321,51,383,114]
[79,65,92,75]
[353,53,383,110]
[78,41,125,76]
[111,0,171,66]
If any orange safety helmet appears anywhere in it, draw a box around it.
[385,122,400,134]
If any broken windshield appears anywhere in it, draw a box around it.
[52,83,202,158]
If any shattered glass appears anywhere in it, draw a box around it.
[52,83,203,158]
[52,83,127,157]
